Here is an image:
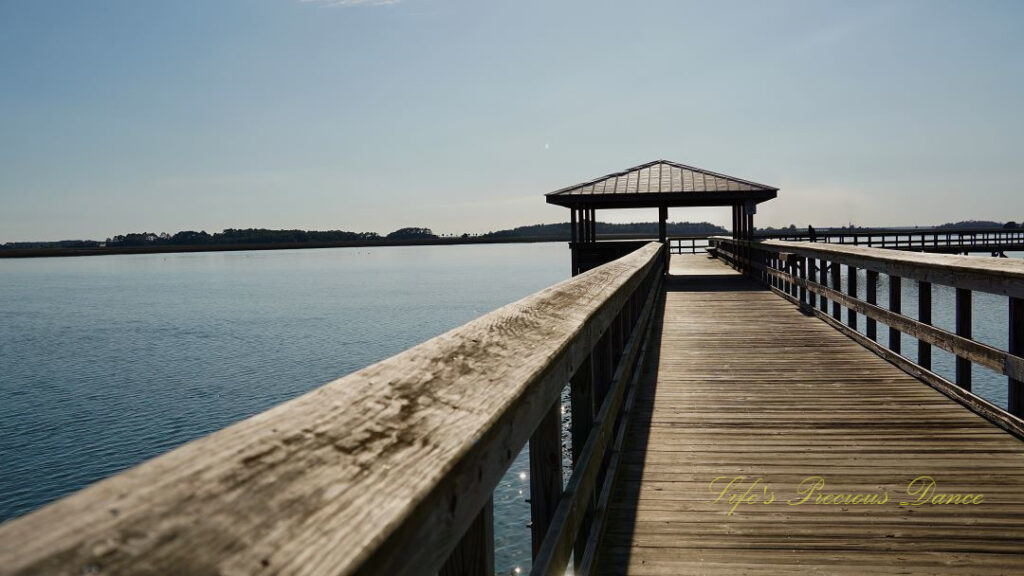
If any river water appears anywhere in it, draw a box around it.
[0,244,1018,574]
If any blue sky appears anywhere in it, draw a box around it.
[1,0,1022,242]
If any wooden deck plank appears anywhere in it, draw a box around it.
[596,255,1024,575]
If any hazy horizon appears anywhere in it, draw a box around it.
[4,218,1020,245]
[3,0,1023,243]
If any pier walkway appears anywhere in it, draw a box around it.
[598,255,1024,575]
[3,243,1024,576]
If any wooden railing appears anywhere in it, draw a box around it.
[667,235,713,255]
[763,227,1024,253]
[0,243,665,576]
[711,237,1024,435]
[673,228,1024,256]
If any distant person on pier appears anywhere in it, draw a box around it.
[808,225,817,243]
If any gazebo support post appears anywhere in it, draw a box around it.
[745,200,755,241]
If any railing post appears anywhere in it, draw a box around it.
[831,262,841,320]
[819,258,829,313]
[918,281,932,370]
[866,270,878,341]
[570,354,595,565]
[798,258,807,303]
[609,312,621,372]
[807,258,817,308]
[595,331,613,408]
[956,288,972,390]
[530,401,563,558]
[847,265,857,330]
[759,248,767,285]
[1011,297,1023,418]
[440,499,494,576]
[889,276,902,354]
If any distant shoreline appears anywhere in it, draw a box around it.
[0,235,576,259]
[4,223,1019,259]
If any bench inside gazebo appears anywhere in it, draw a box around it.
[545,159,778,275]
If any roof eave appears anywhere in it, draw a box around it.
[546,190,777,209]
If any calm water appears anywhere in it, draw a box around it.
[0,243,568,574]
[1,244,1019,574]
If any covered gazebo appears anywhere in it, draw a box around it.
[546,159,778,275]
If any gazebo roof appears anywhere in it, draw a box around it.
[545,159,778,208]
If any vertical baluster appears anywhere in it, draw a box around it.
[831,262,841,320]
[847,265,857,330]
[1010,297,1023,418]
[819,258,829,313]
[956,288,972,390]
[609,311,623,373]
[889,276,902,354]
[790,259,798,298]
[794,255,802,301]
[530,400,563,558]
[807,258,817,309]
[441,499,494,576]
[918,281,932,370]
[574,339,604,566]
[866,270,878,341]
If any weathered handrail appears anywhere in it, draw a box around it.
[0,243,665,576]
[762,227,1024,253]
[672,228,1024,256]
[711,236,1024,436]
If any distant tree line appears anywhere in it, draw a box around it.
[481,221,726,239]
[1,239,104,249]
[103,228,385,247]
[98,227,441,247]
[757,220,1023,233]
[6,220,1021,251]
[937,220,1022,230]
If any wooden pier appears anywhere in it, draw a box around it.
[3,159,1024,575]
[2,241,1024,575]
[598,255,1024,575]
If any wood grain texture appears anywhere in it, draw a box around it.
[0,245,664,576]
[596,255,1024,575]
